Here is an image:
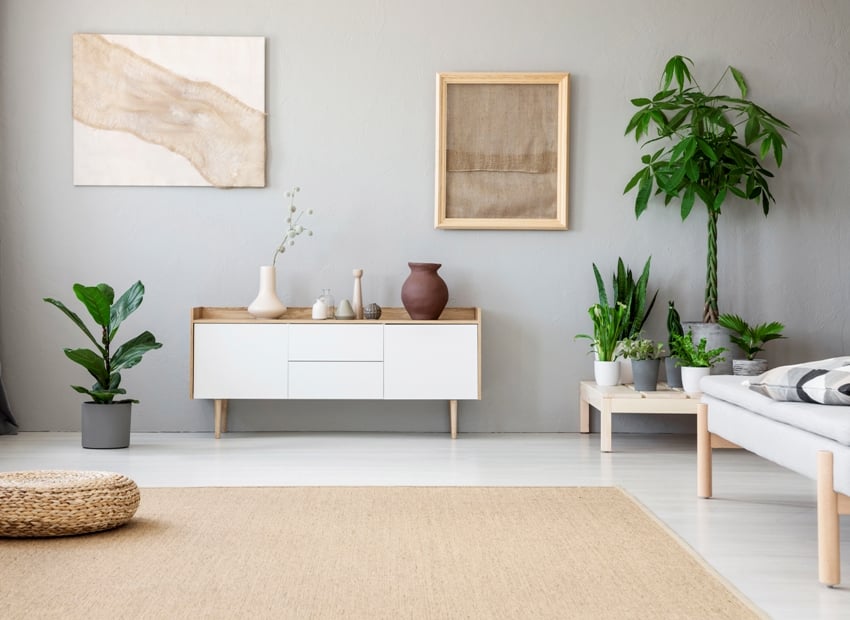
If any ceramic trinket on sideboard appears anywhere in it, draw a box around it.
[311,297,328,320]
[364,303,382,320]
[336,299,355,320]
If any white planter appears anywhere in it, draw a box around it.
[680,366,710,393]
[594,360,620,387]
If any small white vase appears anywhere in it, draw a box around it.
[680,366,710,393]
[247,265,287,319]
[594,360,620,387]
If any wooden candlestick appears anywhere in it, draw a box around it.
[352,269,364,319]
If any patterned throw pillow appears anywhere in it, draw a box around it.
[747,357,850,405]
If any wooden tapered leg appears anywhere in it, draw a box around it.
[600,398,612,452]
[221,399,229,433]
[697,403,712,498]
[214,399,224,439]
[817,450,841,586]
[449,400,458,439]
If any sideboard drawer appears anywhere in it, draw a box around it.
[289,324,383,361]
[288,362,383,399]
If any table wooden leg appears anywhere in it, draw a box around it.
[600,397,612,452]
[449,400,458,439]
[221,399,229,433]
[579,393,590,434]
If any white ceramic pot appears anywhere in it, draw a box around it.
[681,366,711,393]
[594,360,620,387]
[248,265,287,319]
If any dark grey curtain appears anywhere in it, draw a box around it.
[0,375,17,435]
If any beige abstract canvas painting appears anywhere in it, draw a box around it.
[73,34,266,188]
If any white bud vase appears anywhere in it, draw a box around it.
[247,265,287,319]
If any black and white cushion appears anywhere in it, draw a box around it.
[747,357,850,405]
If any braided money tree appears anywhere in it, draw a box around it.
[624,55,792,323]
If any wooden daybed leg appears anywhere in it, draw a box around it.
[697,403,712,498]
[817,450,840,586]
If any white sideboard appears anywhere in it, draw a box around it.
[190,307,482,438]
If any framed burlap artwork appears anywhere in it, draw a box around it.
[435,72,569,230]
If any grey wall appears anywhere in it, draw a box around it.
[1,0,849,433]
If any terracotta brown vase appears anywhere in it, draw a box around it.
[401,262,449,320]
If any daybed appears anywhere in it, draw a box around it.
[697,362,850,586]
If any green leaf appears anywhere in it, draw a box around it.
[623,168,646,194]
[729,66,748,98]
[73,283,113,329]
[592,263,608,308]
[712,187,727,211]
[630,97,652,106]
[760,137,771,159]
[109,281,145,340]
[635,172,653,217]
[696,138,718,162]
[744,114,760,145]
[43,297,103,353]
[64,347,108,387]
[110,331,163,373]
[680,186,696,220]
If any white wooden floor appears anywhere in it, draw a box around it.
[2,431,849,619]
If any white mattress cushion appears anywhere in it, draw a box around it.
[701,374,850,446]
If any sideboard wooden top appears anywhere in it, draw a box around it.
[191,306,481,324]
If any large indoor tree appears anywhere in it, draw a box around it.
[624,55,792,323]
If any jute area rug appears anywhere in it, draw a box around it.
[0,486,762,619]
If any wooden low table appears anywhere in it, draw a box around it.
[579,381,702,452]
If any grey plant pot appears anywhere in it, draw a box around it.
[631,358,661,392]
[81,402,132,449]
[732,358,768,376]
[665,356,683,388]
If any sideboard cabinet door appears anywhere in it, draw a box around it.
[384,325,479,399]
[193,324,289,399]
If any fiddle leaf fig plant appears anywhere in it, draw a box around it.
[624,55,793,323]
[44,281,162,404]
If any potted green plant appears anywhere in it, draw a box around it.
[44,281,162,449]
[717,313,785,376]
[592,256,658,382]
[670,331,726,393]
[624,55,792,370]
[665,301,685,388]
[576,302,628,386]
[619,335,665,392]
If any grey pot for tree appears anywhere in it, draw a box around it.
[81,402,132,449]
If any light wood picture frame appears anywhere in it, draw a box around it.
[435,72,569,230]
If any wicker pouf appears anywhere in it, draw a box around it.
[0,470,140,537]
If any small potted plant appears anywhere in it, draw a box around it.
[665,301,685,388]
[619,335,665,392]
[670,331,726,393]
[44,281,162,449]
[576,302,628,386]
[592,257,658,383]
[717,313,785,376]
